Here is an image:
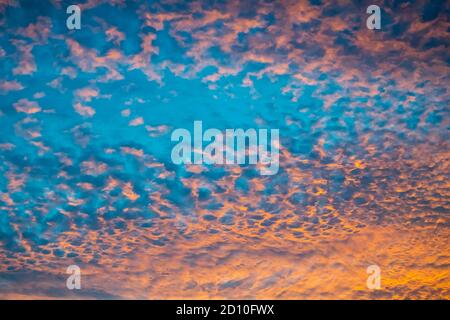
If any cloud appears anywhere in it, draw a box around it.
[13,98,41,114]
[0,80,23,93]
[0,0,448,300]
[74,102,95,117]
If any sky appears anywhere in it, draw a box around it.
[0,0,449,299]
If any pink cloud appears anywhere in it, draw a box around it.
[146,125,170,137]
[33,92,45,99]
[61,66,78,79]
[0,80,23,93]
[74,102,95,117]
[12,41,36,75]
[13,98,41,114]
[66,39,125,82]
[75,87,99,102]
[129,117,144,126]
[121,146,144,157]
[125,33,162,83]
[121,108,131,117]
[106,27,125,45]
[16,16,52,43]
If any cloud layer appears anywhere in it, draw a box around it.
[0,0,448,299]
